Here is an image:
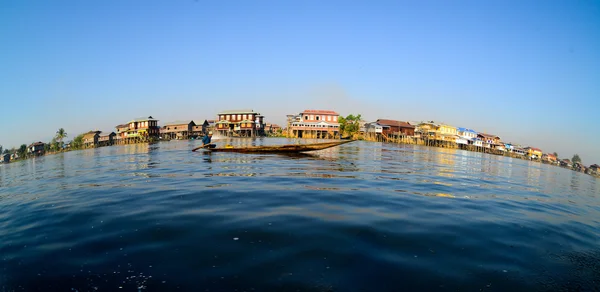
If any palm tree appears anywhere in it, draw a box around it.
[55,128,67,149]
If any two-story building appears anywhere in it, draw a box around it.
[416,121,441,139]
[457,127,477,145]
[98,132,116,147]
[288,110,340,139]
[216,110,265,137]
[83,131,101,148]
[191,120,212,138]
[438,124,458,142]
[366,119,415,138]
[524,147,543,159]
[161,121,195,140]
[477,133,501,148]
[115,116,160,143]
[115,124,129,143]
[541,153,557,163]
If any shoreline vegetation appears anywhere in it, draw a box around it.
[1,116,598,179]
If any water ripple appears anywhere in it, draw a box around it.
[1,139,598,291]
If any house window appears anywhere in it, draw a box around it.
[333,116,337,122]
[316,116,320,121]
[304,116,308,120]
[227,115,230,120]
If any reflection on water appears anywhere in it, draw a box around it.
[0,138,599,291]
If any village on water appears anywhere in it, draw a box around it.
[1,109,598,178]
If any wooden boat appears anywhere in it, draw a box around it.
[205,140,354,153]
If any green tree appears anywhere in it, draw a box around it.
[339,114,362,138]
[572,154,582,164]
[553,152,558,159]
[18,144,28,159]
[50,138,60,152]
[0,145,3,155]
[72,134,84,149]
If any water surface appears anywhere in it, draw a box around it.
[1,138,599,291]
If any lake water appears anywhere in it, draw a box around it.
[1,138,599,291]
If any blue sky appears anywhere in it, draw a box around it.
[1,0,599,163]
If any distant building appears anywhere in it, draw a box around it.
[191,120,212,137]
[560,159,572,168]
[524,147,543,159]
[457,127,477,145]
[265,123,282,134]
[28,142,45,156]
[2,153,10,163]
[366,119,415,137]
[477,133,501,149]
[542,153,557,163]
[83,131,101,148]
[287,110,340,139]
[98,132,116,146]
[115,116,160,143]
[589,164,599,175]
[415,121,441,138]
[216,110,265,137]
[115,124,129,143]
[161,121,195,140]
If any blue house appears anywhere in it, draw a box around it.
[457,127,478,145]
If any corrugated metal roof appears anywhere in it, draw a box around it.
[129,116,158,122]
[217,109,257,115]
[301,110,339,115]
[457,127,477,133]
[375,119,415,128]
[163,120,194,126]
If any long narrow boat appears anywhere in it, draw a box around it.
[206,140,354,153]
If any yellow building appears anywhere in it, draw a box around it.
[525,147,543,159]
[438,124,457,141]
[416,121,441,138]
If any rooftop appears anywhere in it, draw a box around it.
[478,132,499,139]
[457,127,477,133]
[301,110,339,115]
[375,119,415,128]
[129,116,158,123]
[218,109,258,115]
[163,120,195,126]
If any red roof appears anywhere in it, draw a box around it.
[376,119,415,128]
[302,110,339,115]
[526,147,542,152]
